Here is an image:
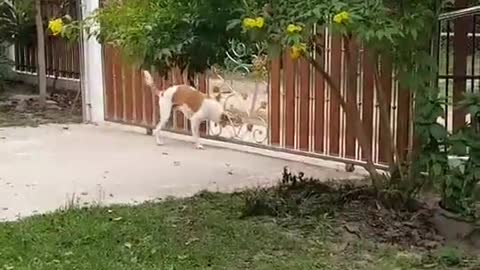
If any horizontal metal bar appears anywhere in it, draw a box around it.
[439,6,480,21]
[438,75,480,79]
[162,127,390,171]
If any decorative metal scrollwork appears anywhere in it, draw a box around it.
[209,40,269,145]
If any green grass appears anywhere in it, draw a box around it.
[0,192,471,270]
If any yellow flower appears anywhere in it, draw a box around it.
[48,18,64,36]
[333,11,350,25]
[286,24,302,35]
[254,17,264,29]
[243,18,256,29]
[290,43,307,60]
[243,17,265,29]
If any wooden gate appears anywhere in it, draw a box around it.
[102,42,409,167]
[102,46,207,132]
[102,3,476,167]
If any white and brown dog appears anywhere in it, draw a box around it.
[143,71,229,149]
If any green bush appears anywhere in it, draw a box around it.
[67,0,245,78]
[0,0,36,46]
[0,46,13,91]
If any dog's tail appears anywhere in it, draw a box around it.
[142,70,161,95]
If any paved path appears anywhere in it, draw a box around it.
[0,124,356,221]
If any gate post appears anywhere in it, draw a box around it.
[80,0,105,123]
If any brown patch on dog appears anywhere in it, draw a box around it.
[172,85,206,113]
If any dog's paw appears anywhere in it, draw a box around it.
[156,140,165,146]
[195,144,205,150]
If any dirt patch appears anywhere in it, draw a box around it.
[0,81,82,127]
[337,193,442,250]
[242,170,444,251]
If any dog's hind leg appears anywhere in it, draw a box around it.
[154,97,172,145]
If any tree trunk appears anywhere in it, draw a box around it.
[35,0,47,106]
[306,54,384,190]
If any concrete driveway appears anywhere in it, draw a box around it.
[0,124,356,221]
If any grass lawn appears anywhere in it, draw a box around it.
[0,192,476,270]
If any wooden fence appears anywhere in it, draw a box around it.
[102,3,476,167]
[14,0,81,79]
[103,36,411,166]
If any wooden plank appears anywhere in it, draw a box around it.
[65,42,72,78]
[284,51,296,148]
[396,87,410,161]
[46,37,53,75]
[123,64,134,122]
[314,31,325,153]
[104,46,115,120]
[298,58,310,150]
[73,43,80,78]
[28,45,35,73]
[362,49,374,160]
[198,73,208,134]
[270,57,281,146]
[18,44,25,71]
[14,42,20,70]
[378,57,393,164]
[112,49,124,121]
[133,69,144,123]
[329,36,342,156]
[453,10,469,130]
[345,40,359,159]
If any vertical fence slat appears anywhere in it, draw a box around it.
[113,49,124,121]
[133,69,144,123]
[144,69,154,126]
[378,57,393,164]
[298,58,310,150]
[345,40,359,159]
[362,49,374,161]
[284,52,296,148]
[14,42,20,70]
[314,29,326,153]
[397,88,410,161]
[27,45,34,73]
[270,57,281,146]
[329,36,342,156]
[104,46,115,120]
[453,15,469,130]
[198,73,208,134]
[18,44,25,71]
[123,65,134,122]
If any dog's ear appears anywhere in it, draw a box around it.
[215,93,222,102]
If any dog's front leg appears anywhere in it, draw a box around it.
[190,117,204,149]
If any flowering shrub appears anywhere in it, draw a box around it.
[235,0,443,195]
[60,0,246,78]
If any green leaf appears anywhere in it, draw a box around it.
[446,187,454,197]
[429,123,448,140]
[450,142,467,156]
[267,43,282,58]
[432,163,443,176]
[226,19,241,31]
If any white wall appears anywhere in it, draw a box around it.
[81,0,105,123]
